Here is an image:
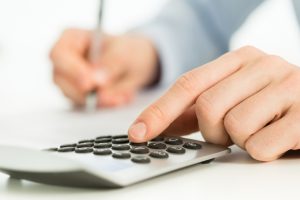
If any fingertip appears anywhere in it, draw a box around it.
[128,122,148,142]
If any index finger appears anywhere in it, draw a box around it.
[128,46,264,142]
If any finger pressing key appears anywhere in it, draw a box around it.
[128,47,264,142]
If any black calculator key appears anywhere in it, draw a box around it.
[94,143,112,149]
[149,151,169,159]
[112,138,129,144]
[58,147,75,152]
[112,152,131,159]
[60,143,77,148]
[75,147,93,153]
[165,137,183,145]
[44,147,58,152]
[96,135,112,139]
[95,138,112,143]
[150,136,165,142]
[131,156,151,164]
[112,134,128,139]
[183,142,202,150]
[77,142,94,148]
[78,139,94,143]
[148,142,167,149]
[112,144,130,151]
[130,147,149,154]
[94,149,112,155]
[130,142,148,146]
[167,146,186,154]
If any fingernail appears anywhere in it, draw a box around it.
[93,68,108,86]
[129,122,147,140]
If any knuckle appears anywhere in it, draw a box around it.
[224,111,243,138]
[237,45,258,54]
[281,70,300,89]
[147,104,166,122]
[254,55,293,79]
[234,45,259,59]
[195,93,218,123]
[175,72,198,97]
[260,55,286,67]
[230,45,264,65]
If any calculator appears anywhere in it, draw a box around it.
[0,134,230,188]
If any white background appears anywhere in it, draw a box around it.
[0,0,299,116]
[0,0,300,200]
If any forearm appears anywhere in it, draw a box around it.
[134,0,264,85]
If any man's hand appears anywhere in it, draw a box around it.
[128,46,300,161]
[50,28,159,107]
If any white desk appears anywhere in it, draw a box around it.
[0,0,300,199]
[0,85,299,200]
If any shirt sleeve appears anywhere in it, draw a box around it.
[134,0,264,86]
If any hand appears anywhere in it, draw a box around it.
[128,46,300,161]
[50,28,159,107]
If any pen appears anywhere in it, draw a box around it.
[86,0,105,109]
[89,0,104,64]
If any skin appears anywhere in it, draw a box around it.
[128,46,300,162]
[50,28,159,107]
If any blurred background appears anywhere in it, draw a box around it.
[0,0,300,146]
[0,0,299,115]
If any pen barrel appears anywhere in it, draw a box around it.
[89,28,102,65]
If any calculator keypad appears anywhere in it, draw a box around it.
[112,152,131,159]
[131,156,150,164]
[147,142,166,149]
[112,144,131,151]
[93,149,112,155]
[46,135,203,164]
[75,147,93,153]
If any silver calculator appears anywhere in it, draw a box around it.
[0,134,230,188]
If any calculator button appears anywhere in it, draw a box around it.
[60,143,77,148]
[58,147,75,152]
[130,147,149,154]
[77,142,94,148]
[112,144,130,151]
[112,134,128,139]
[130,142,148,146]
[94,143,112,149]
[96,135,112,139]
[165,138,183,145]
[78,139,95,143]
[95,138,112,143]
[75,147,93,153]
[131,156,151,164]
[44,147,58,151]
[166,146,186,154]
[149,151,169,159]
[183,142,202,150]
[93,149,112,155]
[147,142,167,149]
[112,152,131,159]
[112,138,129,144]
[150,136,165,142]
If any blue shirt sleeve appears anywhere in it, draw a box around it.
[134,0,264,85]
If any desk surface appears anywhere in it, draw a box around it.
[0,87,299,200]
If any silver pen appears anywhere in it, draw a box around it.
[86,0,105,110]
